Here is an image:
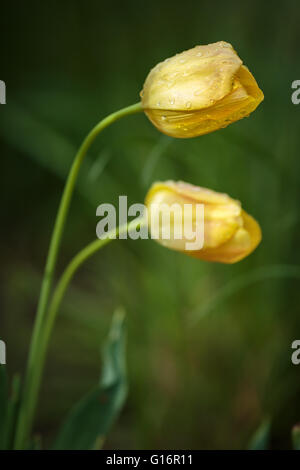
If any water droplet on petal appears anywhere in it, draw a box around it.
[196,52,202,57]
[194,88,204,96]
[185,101,192,109]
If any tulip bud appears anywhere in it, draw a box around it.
[145,180,261,263]
[141,41,264,138]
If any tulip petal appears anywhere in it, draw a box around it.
[142,42,242,111]
[145,181,262,264]
[189,211,262,263]
[141,41,264,138]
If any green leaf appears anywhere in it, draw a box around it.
[0,366,8,449]
[292,424,300,450]
[5,374,21,450]
[0,370,21,450]
[53,309,128,450]
[248,418,271,450]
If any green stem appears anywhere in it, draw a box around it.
[24,218,144,451]
[14,102,143,450]
[40,217,144,383]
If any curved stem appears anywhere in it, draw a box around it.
[14,102,143,449]
[22,218,144,451]
[41,218,144,372]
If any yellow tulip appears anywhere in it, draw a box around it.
[140,41,264,138]
[145,180,262,264]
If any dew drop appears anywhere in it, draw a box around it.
[194,89,203,96]
[196,52,202,57]
[161,115,166,121]
[185,101,192,109]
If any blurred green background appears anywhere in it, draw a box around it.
[1,0,300,450]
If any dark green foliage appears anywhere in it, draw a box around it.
[248,418,271,450]
[292,425,300,450]
[1,0,300,450]
[0,367,8,449]
[53,310,127,450]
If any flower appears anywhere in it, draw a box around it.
[140,41,264,138]
[145,180,262,263]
